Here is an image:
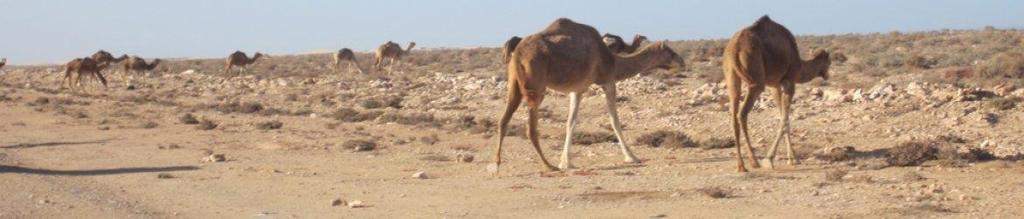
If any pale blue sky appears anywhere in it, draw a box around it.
[0,0,1020,64]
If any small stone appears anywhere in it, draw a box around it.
[331,199,345,207]
[203,154,226,163]
[412,171,429,179]
[347,200,367,208]
[455,154,475,163]
[157,173,174,179]
[650,214,668,218]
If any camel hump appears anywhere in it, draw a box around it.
[756,15,772,24]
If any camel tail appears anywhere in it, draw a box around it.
[502,36,522,63]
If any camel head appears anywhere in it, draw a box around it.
[254,52,269,60]
[602,33,623,46]
[405,42,416,52]
[648,41,686,71]
[632,34,648,43]
[148,59,163,70]
[809,49,831,81]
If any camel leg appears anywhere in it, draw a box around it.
[525,89,558,171]
[602,84,640,163]
[726,72,747,172]
[764,86,785,169]
[352,60,364,74]
[739,84,764,168]
[490,80,524,175]
[559,92,581,170]
[780,83,799,165]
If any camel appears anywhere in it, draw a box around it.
[62,57,110,92]
[502,36,522,63]
[492,18,685,174]
[333,48,364,74]
[602,33,648,54]
[224,51,266,75]
[0,58,6,70]
[722,16,831,172]
[120,56,162,87]
[373,41,415,73]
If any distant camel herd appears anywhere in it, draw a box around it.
[5,16,831,174]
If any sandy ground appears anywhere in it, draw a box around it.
[2,58,1024,218]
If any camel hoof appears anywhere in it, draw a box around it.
[558,162,575,170]
[762,159,775,169]
[624,156,641,164]
[486,163,500,174]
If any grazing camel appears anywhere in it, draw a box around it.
[333,48,364,74]
[492,18,685,173]
[723,16,831,172]
[62,57,110,92]
[602,33,648,54]
[121,56,162,86]
[224,51,265,75]
[502,36,522,63]
[373,41,415,73]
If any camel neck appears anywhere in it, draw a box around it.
[795,59,823,83]
[610,48,662,82]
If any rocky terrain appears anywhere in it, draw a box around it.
[1,28,1023,218]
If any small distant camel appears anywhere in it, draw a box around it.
[90,50,128,64]
[224,51,266,75]
[492,18,685,174]
[722,16,831,172]
[602,33,648,54]
[120,56,162,86]
[62,57,110,92]
[373,41,415,73]
[502,36,522,63]
[333,48,364,74]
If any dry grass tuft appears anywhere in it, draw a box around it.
[696,186,732,199]
[886,141,938,166]
[179,113,200,124]
[635,130,696,148]
[255,120,284,130]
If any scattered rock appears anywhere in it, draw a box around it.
[343,140,377,152]
[347,200,367,208]
[411,171,429,179]
[455,153,475,163]
[202,154,226,163]
[157,173,175,179]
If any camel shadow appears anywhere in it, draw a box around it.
[0,139,112,149]
[0,165,199,176]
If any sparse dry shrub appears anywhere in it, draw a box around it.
[635,130,696,148]
[825,169,849,181]
[886,141,938,166]
[420,134,440,145]
[985,96,1020,110]
[572,131,617,145]
[330,108,382,123]
[179,113,199,124]
[905,53,934,69]
[140,121,159,129]
[255,120,283,130]
[196,119,218,130]
[697,137,734,150]
[977,52,1024,79]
